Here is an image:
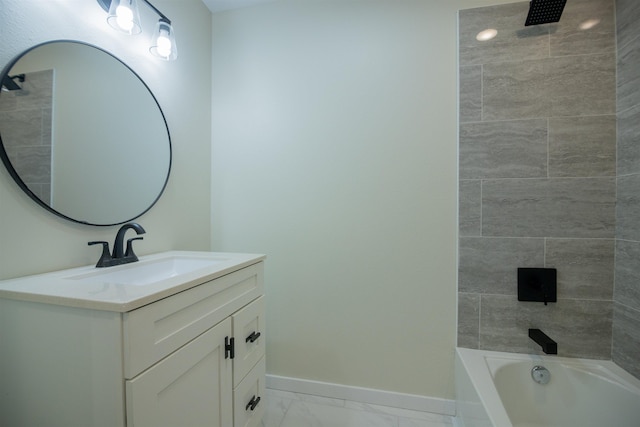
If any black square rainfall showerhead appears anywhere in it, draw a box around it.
[525,0,567,26]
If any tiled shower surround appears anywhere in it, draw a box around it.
[457,0,618,360]
[0,70,53,204]
[613,0,640,378]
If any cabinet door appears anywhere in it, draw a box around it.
[126,318,233,427]
[233,296,266,386]
[234,356,266,427]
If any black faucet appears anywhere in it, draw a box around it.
[529,328,557,355]
[113,222,146,259]
[88,222,146,268]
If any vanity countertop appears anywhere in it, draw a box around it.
[0,251,265,312]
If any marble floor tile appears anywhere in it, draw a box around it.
[260,389,454,427]
[399,418,454,427]
[261,389,294,427]
[279,401,398,427]
[344,401,453,425]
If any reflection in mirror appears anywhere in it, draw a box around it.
[0,41,171,226]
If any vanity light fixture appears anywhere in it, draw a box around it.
[107,0,142,35]
[149,18,178,61]
[98,0,178,60]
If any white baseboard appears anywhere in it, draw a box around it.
[266,374,456,416]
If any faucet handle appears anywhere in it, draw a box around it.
[88,241,113,268]
[124,237,144,261]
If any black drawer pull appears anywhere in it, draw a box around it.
[245,395,261,411]
[246,331,261,343]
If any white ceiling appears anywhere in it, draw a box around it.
[201,0,278,13]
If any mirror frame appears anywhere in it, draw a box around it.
[0,40,172,226]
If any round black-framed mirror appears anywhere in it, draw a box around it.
[0,40,171,226]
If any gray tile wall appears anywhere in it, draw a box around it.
[0,70,53,204]
[457,0,617,359]
[613,0,640,379]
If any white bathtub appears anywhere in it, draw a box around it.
[455,347,640,427]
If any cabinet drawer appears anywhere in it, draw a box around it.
[233,296,266,387]
[126,318,233,427]
[123,263,263,378]
[234,356,266,427]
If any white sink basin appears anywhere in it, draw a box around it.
[0,251,265,311]
[66,255,226,286]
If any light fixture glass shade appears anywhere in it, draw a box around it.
[149,19,178,61]
[107,0,142,35]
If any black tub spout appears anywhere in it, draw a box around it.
[529,328,557,355]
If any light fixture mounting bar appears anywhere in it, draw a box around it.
[141,0,170,24]
[97,0,170,24]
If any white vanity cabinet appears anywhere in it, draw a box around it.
[125,293,266,427]
[0,252,266,427]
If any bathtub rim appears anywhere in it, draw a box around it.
[455,347,640,427]
[456,347,512,427]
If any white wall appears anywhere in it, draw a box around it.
[211,0,521,400]
[0,0,213,279]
